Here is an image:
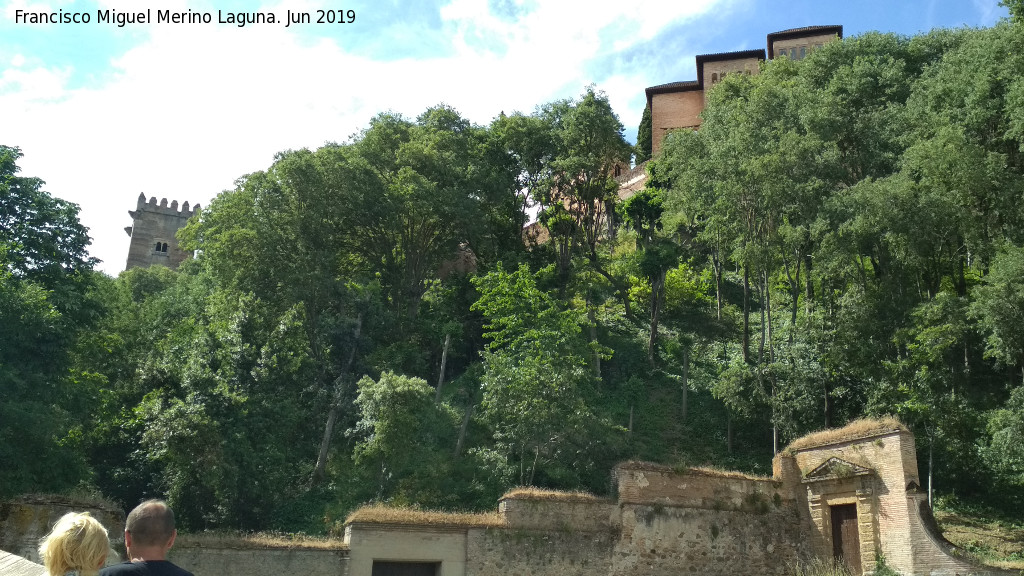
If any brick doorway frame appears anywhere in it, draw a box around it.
[802,458,878,575]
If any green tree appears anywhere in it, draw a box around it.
[472,264,603,486]
[971,245,1024,384]
[0,146,97,496]
[537,88,633,296]
[350,372,457,503]
[635,104,652,163]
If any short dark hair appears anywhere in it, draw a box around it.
[126,499,175,547]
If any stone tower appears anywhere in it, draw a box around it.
[124,193,199,270]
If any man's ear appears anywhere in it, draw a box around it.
[166,529,177,550]
[124,531,133,549]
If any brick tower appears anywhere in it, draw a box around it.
[124,193,198,270]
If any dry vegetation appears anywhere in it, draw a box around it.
[686,466,774,482]
[344,504,505,528]
[615,460,772,482]
[935,509,1024,570]
[788,558,852,576]
[784,417,908,453]
[14,491,122,511]
[174,531,347,550]
[500,487,606,503]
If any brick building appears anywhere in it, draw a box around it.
[645,25,843,158]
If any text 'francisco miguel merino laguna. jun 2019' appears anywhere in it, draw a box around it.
[13,8,356,27]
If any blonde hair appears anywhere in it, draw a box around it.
[38,512,110,576]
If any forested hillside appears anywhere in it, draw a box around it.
[2,20,1023,534]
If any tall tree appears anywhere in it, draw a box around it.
[635,104,653,164]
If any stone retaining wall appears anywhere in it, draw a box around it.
[0,498,124,564]
[170,546,349,576]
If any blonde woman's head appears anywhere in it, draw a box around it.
[38,512,110,576]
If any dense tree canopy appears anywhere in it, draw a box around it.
[4,18,1024,529]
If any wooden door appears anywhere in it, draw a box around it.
[831,504,861,574]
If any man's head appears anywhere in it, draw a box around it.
[124,500,176,557]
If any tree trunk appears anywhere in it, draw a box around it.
[713,249,723,321]
[529,445,540,486]
[681,347,689,424]
[727,412,733,454]
[311,312,363,485]
[648,269,665,365]
[743,266,750,363]
[928,434,934,509]
[804,252,814,317]
[784,250,801,343]
[435,333,452,403]
[589,256,632,319]
[823,378,831,429]
[588,301,601,377]
[454,402,474,458]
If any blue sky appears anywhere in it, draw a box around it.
[0,0,1010,274]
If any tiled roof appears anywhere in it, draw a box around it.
[695,48,767,64]
[646,80,699,93]
[770,24,843,36]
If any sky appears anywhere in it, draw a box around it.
[0,0,1010,275]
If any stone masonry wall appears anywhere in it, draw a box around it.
[614,464,791,510]
[612,503,808,576]
[124,193,196,270]
[498,498,616,532]
[611,465,810,576]
[0,498,125,564]
[170,546,349,576]
[466,524,617,576]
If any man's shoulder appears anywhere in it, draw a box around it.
[100,562,146,576]
[99,561,193,576]
[147,561,193,576]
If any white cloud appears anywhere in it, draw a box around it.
[1,0,723,274]
[971,0,1003,25]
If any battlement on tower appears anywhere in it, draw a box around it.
[124,192,198,270]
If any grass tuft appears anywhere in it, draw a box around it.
[934,507,1024,570]
[617,460,772,481]
[784,417,907,453]
[500,487,606,503]
[12,491,122,512]
[789,558,852,576]
[344,504,504,528]
[174,531,347,550]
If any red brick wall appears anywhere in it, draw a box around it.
[650,90,703,156]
